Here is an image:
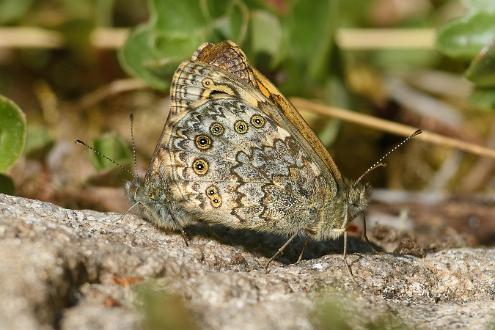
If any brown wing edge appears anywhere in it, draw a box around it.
[191,41,258,88]
[252,67,343,183]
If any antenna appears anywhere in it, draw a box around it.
[75,139,134,178]
[354,129,422,186]
[129,113,138,179]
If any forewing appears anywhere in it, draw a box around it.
[193,41,343,183]
[142,41,342,232]
[158,98,334,233]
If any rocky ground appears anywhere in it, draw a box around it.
[0,193,494,330]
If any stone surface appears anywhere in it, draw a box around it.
[0,193,494,329]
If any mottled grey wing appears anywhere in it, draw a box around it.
[149,59,340,198]
[161,97,335,235]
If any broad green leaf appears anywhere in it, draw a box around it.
[283,0,338,81]
[203,0,230,19]
[118,26,170,90]
[206,0,248,43]
[151,0,207,33]
[436,12,495,59]
[227,0,249,44]
[251,10,282,61]
[0,0,34,24]
[89,133,132,171]
[0,174,15,195]
[462,0,495,14]
[0,96,26,172]
[119,0,211,90]
[152,31,205,64]
[466,41,495,87]
[468,87,495,110]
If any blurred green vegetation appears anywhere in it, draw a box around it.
[1,0,495,201]
[135,282,198,330]
[119,0,347,100]
[310,295,410,330]
[1,1,495,325]
[436,0,495,109]
[88,133,132,171]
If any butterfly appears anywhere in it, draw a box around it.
[126,41,420,270]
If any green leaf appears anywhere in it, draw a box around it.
[226,0,249,44]
[466,41,495,87]
[118,0,211,90]
[251,10,282,61]
[203,0,230,19]
[436,12,495,59]
[89,133,132,171]
[118,26,170,90]
[283,0,338,81]
[0,174,15,195]
[468,87,495,110]
[206,0,249,43]
[0,95,26,172]
[152,31,206,63]
[0,0,34,24]
[151,0,207,34]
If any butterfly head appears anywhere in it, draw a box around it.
[125,177,166,226]
[346,181,369,218]
[125,177,142,204]
[124,177,161,215]
[320,129,422,238]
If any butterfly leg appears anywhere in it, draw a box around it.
[361,213,377,252]
[342,231,358,282]
[179,227,189,246]
[120,201,140,222]
[297,238,309,263]
[167,212,190,247]
[265,232,299,270]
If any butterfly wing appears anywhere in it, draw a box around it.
[193,41,343,184]
[148,48,341,191]
[162,97,336,235]
[141,41,346,236]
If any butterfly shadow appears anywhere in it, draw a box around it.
[185,223,383,266]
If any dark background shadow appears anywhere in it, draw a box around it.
[184,223,381,265]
